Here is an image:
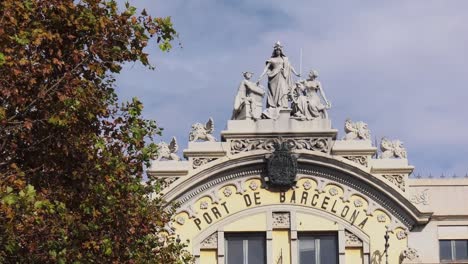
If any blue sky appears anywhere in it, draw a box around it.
[116,1,468,176]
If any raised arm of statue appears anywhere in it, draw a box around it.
[290,64,300,77]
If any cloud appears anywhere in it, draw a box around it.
[116,0,468,175]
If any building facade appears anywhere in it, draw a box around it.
[148,45,468,264]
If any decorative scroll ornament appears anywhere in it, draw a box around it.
[200,232,218,249]
[345,230,363,247]
[192,157,217,169]
[264,140,298,189]
[272,212,290,229]
[382,174,406,191]
[155,137,180,161]
[189,117,216,142]
[231,137,330,155]
[343,155,368,167]
[410,189,429,205]
[380,137,407,159]
[343,119,370,140]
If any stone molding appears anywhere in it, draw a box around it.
[343,155,368,167]
[382,174,406,192]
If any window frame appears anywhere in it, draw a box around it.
[440,239,468,263]
[297,232,339,264]
[224,232,266,264]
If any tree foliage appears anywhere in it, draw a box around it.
[0,0,191,262]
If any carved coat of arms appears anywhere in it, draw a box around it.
[265,140,298,189]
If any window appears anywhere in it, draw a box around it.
[440,240,468,262]
[225,233,266,264]
[298,233,338,264]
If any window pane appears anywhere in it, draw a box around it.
[455,240,468,260]
[299,236,316,264]
[319,235,338,264]
[299,234,338,264]
[439,240,452,261]
[226,236,244,264]
[225,233,265,264]
[248,235,265,264]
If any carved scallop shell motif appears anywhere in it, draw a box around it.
[354,199,363,207]
[303,180,312,190]
[223,187,233,197]
[396,230,408,240]
[200,201,209,210]
[329,187,339,196]
[377,214,387,223]
[176,216,185,225]
[249,181,259,191]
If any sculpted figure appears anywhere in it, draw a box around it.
[291,70,330,120]
[189,117,216,142]
[257,41,300,119]
[231,72,265,120]
[343,119,370,140]
[156,137,180,161]
[380,137,407,159]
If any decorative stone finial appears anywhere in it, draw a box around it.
[189,117,216,142]
[343,119,370,140]
[379,137,407,159]
[155,137,180,161]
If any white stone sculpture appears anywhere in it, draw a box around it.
[379,137,407,159]
[257,41,300,119]
[231,72,265,120]
[189,117,216,142]
[291,70,330,120]
[155,137,180,161]
[343,119,370,140]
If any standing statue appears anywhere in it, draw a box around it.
[155,137,180,161]
[189,117,216,142]
[291,70,330,120]
[380,137,407,159]
[231,72,265,120]
[257,41,300,119]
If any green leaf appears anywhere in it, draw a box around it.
[0,52,5,66]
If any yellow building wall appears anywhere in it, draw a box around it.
[273,230,291,264]
[200,249,217,264]
[346,248,363,264]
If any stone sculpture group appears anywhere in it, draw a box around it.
[232,41,331,121]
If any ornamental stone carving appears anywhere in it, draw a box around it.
[189,117,216,142]
[223,187,233,197]
[382,174,406,191]
[192,157,217,169]
[303,180,312,190]
[329,187,339,196]
[396,230,408,240]
[377,214,387,223]
[401,247,420,263]
[343,155,368,167]
[343,119,370,140]
[354,199,363,207]
[410,189,429,205]
[249,181,259,191]
[200,232,218,249]
[230,137,331,155]
[176,216,185,225]
[199,201,209,210]
[272,212,290,229]
[155,137,180,161]
[345,230,363,247]
[160,177,179,189]
[379,137,407,159]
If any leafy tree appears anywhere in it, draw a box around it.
[0,0,191,262]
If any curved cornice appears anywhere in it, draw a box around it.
[163,152,432,229]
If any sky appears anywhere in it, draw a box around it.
[115,0,468,177]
